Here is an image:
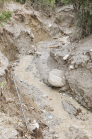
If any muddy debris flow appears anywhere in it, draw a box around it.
[0,2,92,139]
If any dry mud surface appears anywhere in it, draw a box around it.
[14,43,92,139]
[0,2,92,139]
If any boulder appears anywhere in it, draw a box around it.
[48,69,65,87]
[66,68,92,110]
[29,120,39,132]
[1,21,34,56]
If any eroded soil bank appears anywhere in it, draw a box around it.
[0,2,92,139]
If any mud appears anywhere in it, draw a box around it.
[36,36,92,111]
[14,54,92,139]
[0,2,92,139]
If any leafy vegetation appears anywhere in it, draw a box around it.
[62,0,92,37]
[16,0,61,4]
[25,0,57,15]
[16,0,62,14]
[0,0,92,37]
[0,81,7,88]
[16,0,26,4]
[0,10,12,23]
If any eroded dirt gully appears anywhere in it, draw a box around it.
[0,2,92,139]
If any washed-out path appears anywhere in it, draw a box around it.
[14,39,92,139]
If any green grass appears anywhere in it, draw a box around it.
[0,10,12,23]
[0,81,7,88]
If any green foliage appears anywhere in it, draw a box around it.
[16,0,62,13]
[0,81,7,88]
[16,0,26,4]
[27,0,56,15]
[0,10,12,23]
[62,0,92,37]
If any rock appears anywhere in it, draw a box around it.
[44,105,54,112]
[48,23,52,28]
[16,60,19,63]
[48,24,61,37]
[62,42,65,45]
[35,51,41,56]
[2,22,34,56]
[53,134,59,139]
[57,5,73,12]
[62,100,77,117]
[66,69,92,110]
[49,36,92,111]
[27,45,36,55]
[29,120,39,132]
[48,69,65,87]
[6,98,14,103]
[50,44,69,69]
[25,133,31,139]
[30,107,35,110]
[69,65,74,70]
[16,128,23,137]
[0,52,9,76]
[59,85,69,93]
[48,115,53,120]
[63,54,70,60]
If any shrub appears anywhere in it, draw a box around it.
[17,0,56,15]
[33,0,56,13]
[16,0,26,4]
[0,10,12,23]
[62,0,92,37]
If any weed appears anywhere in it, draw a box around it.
[0,81,7,88]
[0,10,12,24]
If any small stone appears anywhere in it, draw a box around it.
[69,65,74,70]
[12,64,16,67]
[63,54,69,60]
[29,120,39,132]
[49,23,52,28]
[30,107,34,110]
[16,63,19,66]
[70,97,72,99]
[16,60,19,62]
[42,94,48,98]
[62,42,65,45]
[6,98,14,103]
[48,106,54,112]
[53,134,59,139]
[35,51,41,56]
[44,105,54,111]
[54,134,59,138]
[12,68,15,71]
[41,110,46,113]
[48,115,53,120]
